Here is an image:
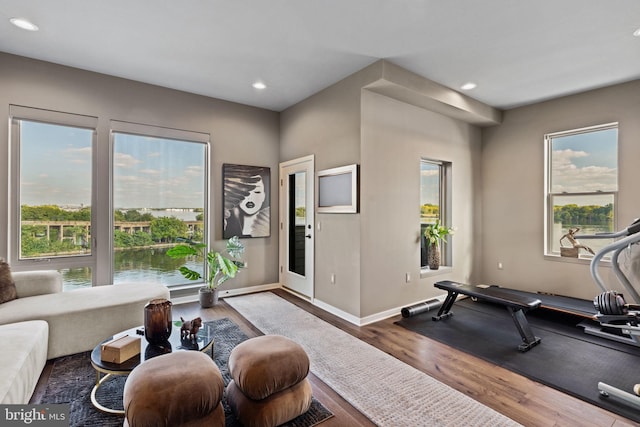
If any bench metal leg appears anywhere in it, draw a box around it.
[507,307,541,352]
[433,291,458,321]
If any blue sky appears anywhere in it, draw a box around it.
[551,127,617,194]
[113,133,205,209]
[554,128,617,170]
[21,121,92,206]
[20,121,205,209]
[420,161,439,206]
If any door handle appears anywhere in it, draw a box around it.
[305,234,312,239]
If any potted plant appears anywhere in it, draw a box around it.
[167,236,245,307]
[424,221,453,270]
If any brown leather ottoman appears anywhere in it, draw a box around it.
[123,351,225,427]
[226,335,312,427]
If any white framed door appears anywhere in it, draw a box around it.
[279,155,314,299]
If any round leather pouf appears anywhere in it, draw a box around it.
[226,378,313,427]
[123,351,224,427]
[228,335,310,400]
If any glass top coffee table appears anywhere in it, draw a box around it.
[90,321,215,414]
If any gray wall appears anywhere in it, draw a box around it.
[480,80,640,300]
[361,91,482,317]
[281,61,486,318]
[279,63,383,316]
[0,52,280,289]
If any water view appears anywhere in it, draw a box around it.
[62,247,203,291]
[19,203,206,290]
[552,224,613,255]
[17,121,208,291]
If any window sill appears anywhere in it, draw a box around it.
[167,282,205,291]
[420,266,452,279]
[544,254,611,266]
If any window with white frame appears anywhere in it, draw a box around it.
[545,123,618,258]
[10,106,98,289]
[9,106,210,291]
[420,158,452,269]
[111,121,209,287]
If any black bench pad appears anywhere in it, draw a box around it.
[434,280,541,310]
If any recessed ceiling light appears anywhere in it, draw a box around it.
[9,17,39,31]
[252,82,267,90]
[460,82,477,91]
[634,27,640,37]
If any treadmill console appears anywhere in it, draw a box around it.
[627,218,640,236]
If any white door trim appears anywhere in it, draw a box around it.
[279,155,315,300]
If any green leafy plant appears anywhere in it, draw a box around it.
[166,236,245,290]
[424,220,454,245]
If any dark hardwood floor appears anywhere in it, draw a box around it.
[33,288,637,426]
[229,289,637,427]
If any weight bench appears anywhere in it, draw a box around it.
[433,280,542,352]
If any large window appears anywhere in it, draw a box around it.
[420,159,451,269]
[111,122,209,287]
[9,107,210,290]
[545,123,618,258]
[10,106,97,288]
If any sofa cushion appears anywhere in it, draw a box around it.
[0,321,49,404]
[0,259,17,304]
[12,270,62,298]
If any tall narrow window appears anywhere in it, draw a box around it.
[10,106,97,290]
[420,159,451,269]
[111,122,208,287]
[545,123,618,257]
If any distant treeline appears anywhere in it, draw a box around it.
[21,205,203,222]
[421,203,439,218]
[115,209,203,222]
[554,203,613,225]
[20,205,203,256]
[22,204,91,221]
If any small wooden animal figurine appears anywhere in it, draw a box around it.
[180,316,202,340]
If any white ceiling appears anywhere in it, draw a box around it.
[1,1,639,112]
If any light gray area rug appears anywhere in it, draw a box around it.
[225,292,521,427]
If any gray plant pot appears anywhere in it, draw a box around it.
[199,287,219,308]
[428,242,441,270]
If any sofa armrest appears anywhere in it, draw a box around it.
[12,271,63,298]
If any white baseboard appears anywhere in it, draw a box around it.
[172,283,446,328]
[312,298,363,325]
[219,283,282,298]
[171,283,282,305]
[314,295,448,326]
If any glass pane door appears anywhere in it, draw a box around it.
[288,172,306,276]
[279,155,314,299]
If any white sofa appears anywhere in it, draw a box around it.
[0,270,170,404]
[0,321,48,404]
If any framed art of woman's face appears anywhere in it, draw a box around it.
[223,164,271,238]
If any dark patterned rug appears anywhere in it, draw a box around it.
[38,318,333,426]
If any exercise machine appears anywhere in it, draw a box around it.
[577,218,640,346]
[576,218,640,408]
